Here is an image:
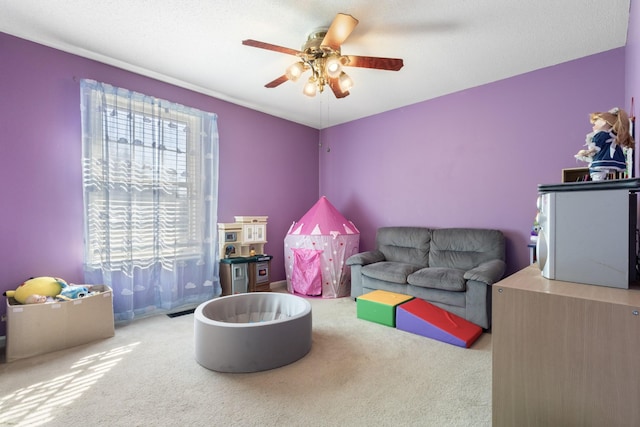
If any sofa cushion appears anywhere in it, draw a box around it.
[407,267,466,291]
[346,250,386,266]
[361,262,421,284]
[429,228,505,270]
[376,227,431,267]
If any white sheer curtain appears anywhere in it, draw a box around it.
[80,79,220,322]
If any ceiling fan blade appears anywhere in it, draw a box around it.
[242,39,300,57]
[265,75,289,88]
[321,13,359,50]
[345,55,404,71]
[328,78,350,98]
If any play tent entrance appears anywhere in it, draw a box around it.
[284,197,360,298]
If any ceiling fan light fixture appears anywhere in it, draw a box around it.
[243,13,403,99]
[303,77,317,97]
[325,55,343,78]
[338,72,353,92]
[285,62,305,82]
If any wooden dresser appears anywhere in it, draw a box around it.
[492,265,640,426]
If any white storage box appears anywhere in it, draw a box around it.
[5,285,115,362]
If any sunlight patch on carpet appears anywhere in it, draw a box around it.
[0,342,140,426]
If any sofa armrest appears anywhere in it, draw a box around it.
[464,259,506,285]
[346,250,385,266]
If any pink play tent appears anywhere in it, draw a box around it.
[284,196,360,298]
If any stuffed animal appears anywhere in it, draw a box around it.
[575,148,598,163]
[3,277,67,304]
[56,284,90,301]
[574,132,600,163]
[531,219,540,243]
[24,294,48,304]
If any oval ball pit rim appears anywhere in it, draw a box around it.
[194,292,312,373]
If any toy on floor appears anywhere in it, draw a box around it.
[396,298,483,348]
[3,276,68,304]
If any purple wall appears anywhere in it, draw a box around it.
[319,48,627,276]
[1,0,639,336]
[0,33,319,334]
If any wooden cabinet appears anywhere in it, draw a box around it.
[561,167,589,182]
[492,265,640,427]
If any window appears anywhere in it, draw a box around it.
[81,79,219,321]
[85,99,201,267]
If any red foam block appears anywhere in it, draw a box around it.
[395,298,482,348]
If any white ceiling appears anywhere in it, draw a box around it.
[0,0,631,129]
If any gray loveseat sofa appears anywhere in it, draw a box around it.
[347,227,506,329]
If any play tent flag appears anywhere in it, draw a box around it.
[284,196,360,298]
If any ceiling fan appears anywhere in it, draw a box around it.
[242,13,404,98]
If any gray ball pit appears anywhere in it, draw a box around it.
[194,292,312,373]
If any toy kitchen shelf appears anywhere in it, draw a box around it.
[218,216,267,258]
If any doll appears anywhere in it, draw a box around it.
[575,107,634,180]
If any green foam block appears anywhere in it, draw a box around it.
[356,290,414,327]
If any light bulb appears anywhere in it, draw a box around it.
[285,62,305,82]
[338,72,353,92]
[325,56,343,78]
[303,78,317,97]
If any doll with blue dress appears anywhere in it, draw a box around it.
[574,107,634,180]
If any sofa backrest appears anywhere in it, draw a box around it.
[429,228,505,270]
[376,227,431,267]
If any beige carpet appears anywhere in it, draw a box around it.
[0,286,492,426]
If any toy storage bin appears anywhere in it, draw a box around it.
[5,285,115,362]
